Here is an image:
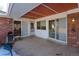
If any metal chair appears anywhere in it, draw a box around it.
[1,31,14,56]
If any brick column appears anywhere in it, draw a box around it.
[67,12,79,48]
[0,17,13,44]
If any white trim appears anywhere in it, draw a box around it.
[30,21,35,35]
[55,19,56,39]
[14,36,29,39]
[48,37,67,45]
[66,16,68,44]
[7,3,14,16]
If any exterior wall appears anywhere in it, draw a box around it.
[13,8,79,46]
[13,18,33,37]
[35,17,67,44]
[21,20,29,37]
[21,18,34,36]
[67,12,79,48]
[34,8,79,44]
[0,17,13,44]
[35,20,49,38]
[9,8,79,46]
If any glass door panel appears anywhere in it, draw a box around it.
[49,20,55,38]
[56,18,67,42]
[56,19,59,40]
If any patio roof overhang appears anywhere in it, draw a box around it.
[21,3,78,19]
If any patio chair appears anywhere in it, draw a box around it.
[1,31,14,56]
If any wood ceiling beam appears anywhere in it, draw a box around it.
[23,17,35,19]
[30,11,46,17]
[41,4,58,13]
[23,15,38,19]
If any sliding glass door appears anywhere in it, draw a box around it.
[58,18,67,41]
[49,18,67,42]
[49,20,55,38]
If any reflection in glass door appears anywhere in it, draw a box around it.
[49,20,55,38]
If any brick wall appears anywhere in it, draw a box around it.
[0,17,13,44]
[67,12,79,48]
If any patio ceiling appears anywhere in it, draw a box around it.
[21,3,78,19]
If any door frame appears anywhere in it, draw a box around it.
[14,21,21,36]
[30,22,35,35]
[48,17,67,44]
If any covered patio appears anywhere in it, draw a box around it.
[13,36,79,56]
[0,3,79,56]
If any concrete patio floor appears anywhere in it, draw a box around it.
[13,36,79,56]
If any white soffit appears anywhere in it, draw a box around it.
[9,3,40,18]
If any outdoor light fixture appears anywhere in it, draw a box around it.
[72,17,76,32]
[72,18,75,22]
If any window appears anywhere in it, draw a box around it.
[30,23,34,29]
[30,22,34,32]
[37,20,46,30]
[37,21,40,29]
